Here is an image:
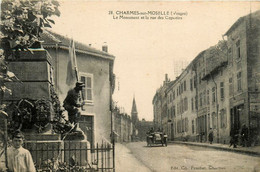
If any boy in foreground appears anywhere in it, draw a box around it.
[7,130,36,172]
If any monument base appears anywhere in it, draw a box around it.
[64,140,91,166]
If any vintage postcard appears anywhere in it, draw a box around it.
[0,1,260,172]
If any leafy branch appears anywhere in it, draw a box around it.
[0,0,60,107]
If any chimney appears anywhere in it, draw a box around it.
[102,42,108,52]
[165,74,168,82]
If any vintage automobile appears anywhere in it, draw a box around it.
[146,132,167,147]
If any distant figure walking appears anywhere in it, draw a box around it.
[240,124,249,147]
[7,130,36,172]
[230,127,239,148]
[208,128,213,144]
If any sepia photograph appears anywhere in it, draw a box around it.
[0,0,260,172]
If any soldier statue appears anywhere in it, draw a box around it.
[63,82,85,133]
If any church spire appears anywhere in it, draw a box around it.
[131,96,138,125]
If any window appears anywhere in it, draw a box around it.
[194,76,197,88]
[181,99,184,114]
[208,114,211,130]
[236,40,241,60]
[212,87,216,104]
[199,93,203,107]
[177,88,179,96]
[228,48,233,66]
[190,78,193,91]
[184,80,186,91]
[220,82,224,100]
[212,112,217,129]
[184,97,188,111]
[237,72,242,91]
[207,90,210,105]
[177,120,182,133]
[191,98,194,111]
[172,106,176,117]
[80,73,93,103]
[185,118,188,132]
[195,96,198,110]
[182,119,185,132]
[173,91,175,100]
[220,109,227,128]
[177,103,179,115]
[203,90,206,106]
[229,77,233,96]
[192,120,195,134]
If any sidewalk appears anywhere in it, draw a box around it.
[115,143,151,172]
[169,141,260,156]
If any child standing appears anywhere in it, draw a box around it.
[7,130,36,172]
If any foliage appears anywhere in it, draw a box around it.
[0,0,60,102]
[1,0,60,58]
[36,158,95,172]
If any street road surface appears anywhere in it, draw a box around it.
[115,143,151,172]
[123,142,260,172]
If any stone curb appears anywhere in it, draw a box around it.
[169,141,260,157]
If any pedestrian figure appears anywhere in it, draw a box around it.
[208,128,213,144]
[149,127,155,143]
[240,124,249,147]
[63,82,85,131]
[149,127,154,134]
[7,130,36,172]
[230,127,239,148]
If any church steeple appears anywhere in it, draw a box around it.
[131,95,139,125]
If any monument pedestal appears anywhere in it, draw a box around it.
[24,133,63,168]
[64,140,91,166]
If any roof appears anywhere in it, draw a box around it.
[165,80,177,93]
[40,30,115,61]
[202,42,228,80]
[225,10,260,36]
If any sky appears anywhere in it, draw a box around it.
[50,1,260,121]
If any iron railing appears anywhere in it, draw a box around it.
[23,140,114,172]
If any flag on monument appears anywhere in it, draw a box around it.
[66,39,77,87]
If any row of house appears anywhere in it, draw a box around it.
[153,10,260,145]
[112,96,154,142]
[112,106,133,142]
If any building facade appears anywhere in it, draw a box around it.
[153,10,260,145]
[137,119,153,141]
[152,74,170,132]
[113,106,132,142]
[42,30,115,145]
[224,10,260,145]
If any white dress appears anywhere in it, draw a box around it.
[7,146,36,172]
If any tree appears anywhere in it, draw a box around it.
[1,0,60,58]
[0,0,60,110]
